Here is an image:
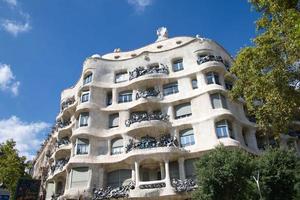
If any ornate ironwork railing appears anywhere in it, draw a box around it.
[197,55,224,65]
[125,112,169,127]
[129,64,169,80]
[139,182,166,189]
[61,96,75,111]
[56,119,71,129]
[136,88,160,100]
[93,181,135,200]
[171,178,198,193]
[50,158,69,174]
[56,137,70,148]
[125,135,178,153]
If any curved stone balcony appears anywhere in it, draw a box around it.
[129,63,169,81]
[48,158,69,180]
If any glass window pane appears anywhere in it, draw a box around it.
[172,59,183,72]
[180,128,195,147]
[71,167,89,188]
[79,113,89,127]
[192,79,198,89]
[115,72,128,83]
[81,92,89,103]
[175,103,192,119]
[109,114,119,128]
[83,74,92,85]
[118,91,132,103]
[163,82,178,96]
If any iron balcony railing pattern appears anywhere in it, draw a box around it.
[93,181,135,200]
[50,158,69,175]
[139,182,166,189]
[125,112,169,127]
[197,55,229,68]
[56,119,71,129]
[129,63,169,80]
[135,88,160,100]
[61,96,75,112]
[171,178,198,193]
[56,137,70,148]
[125,134,178,153]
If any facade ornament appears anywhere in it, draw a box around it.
[91,54,101,59]
[156,27,168,42]
[197,55,224,65]
[136,88,160,100]
[125,112,169,127]
[93,181,135,200]
[139,182,166,189]
[129,63,169,80]
[172,178,198,192]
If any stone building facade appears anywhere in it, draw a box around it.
[32,28,300,200]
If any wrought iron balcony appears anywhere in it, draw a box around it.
[56,137,70,148]
[172,178,198,193]
[61,96,75,112]
[129,63,169,80]
[56,119,71,129]
[50,158,69,175]
[125,112,169,127]
[136,88,160,100]
[139,182,166,189]
[197,55,224,65]
[125,134,178,153]
[93,181,135,200]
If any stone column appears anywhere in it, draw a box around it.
[131,165,135,182]
[112,88,117,105]
[167,105,174,120]
[164,160,171,188]
[160,162,165,179]
[134,161,140,187]
[107,139,111,155]
[178,158,185,180]
[132,89,137,101]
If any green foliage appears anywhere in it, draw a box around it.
[193,146,300,200]
[193,146,255,200]
[229,0,300,136]
[0,140,27,199]
[256,148,300,200]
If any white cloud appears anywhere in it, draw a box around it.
[1,19,31,36]
[0,116,50,160]
[127,0,153,13]
[0,63,20,95]
[2,0,17,7]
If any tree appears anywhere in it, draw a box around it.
[229,0,300,136]
[193,146,256,200]
[255,147,300,200]
[0,140,28,199]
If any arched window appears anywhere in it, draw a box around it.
[107,169,131,188]
[175,102,192,119]
[172,58,184,72]
[79,112,89,127]
[180,128,195,147]
[55,181,64,195]
[70,167,89,188]
[76,138,89,155]
[81,91,90,103]
[83,73,93,85]
[210,93,227,109]
[111,138,123,155]
[215,120,234,139]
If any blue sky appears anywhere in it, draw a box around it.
[0,0,259,159]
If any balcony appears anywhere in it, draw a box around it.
[125,134,178,153]
[56,137,70,148]
[129,63,169,81]
[171,178,198,193]
[197,55,224,65]
[56,119,71,130]
[93,181,135,200]
[136,88,160,100]
[61,96,75,112]
[125,112,169,127]
[49,158,69,175]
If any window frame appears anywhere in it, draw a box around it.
[206,72,220,85]
[210,93,228,109]
[118,90,133,103]
[180,128,195,147]
[79,112,89,127]
[215,120,234,139]
[83,73,93,85]
[115,71,128,83]
[75,138,90,155]
[109,113,119,128]
[111,138,123,155]
[172,58,184,72]
[81,91,90,103]
[163,82,179,96]
[175,102,192,119]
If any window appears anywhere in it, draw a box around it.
[83,73,92,85]
[115,72,128,83]
[111,138,123,155]
[46,182,55,199]
[81,91,89,103]
[225,80,233,90]
[163,82,179,96]
[242,129,248,146]
[172,58,184,72]
[175,102,192,119]
[107,92,112,106]
[180,128,195,147]
[169,161,179,180]
[184,159,197,179]
[70,167,89,188]
[210,93,227,109]
[192,79,198,89]
[118,91,132,103]
[79,112,89,127]
[206,72,220,85]
[109,113,119,128]
[215,120,234,139]
[107,169,131,188]
[76,138,89,155]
